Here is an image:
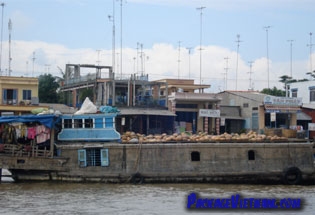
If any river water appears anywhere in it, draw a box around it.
[0,175,314,215]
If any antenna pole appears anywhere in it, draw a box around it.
[224,57,229,91]
[8,19,12,76]
[196,6,205,91]
[177,41,181,79]
[32,52,36,77]
[186,47,192,79]
[264,26,271,88]
[235,34,242,91]
[307,32,315,75]
[248,61,254,91]
[0,3,5,75]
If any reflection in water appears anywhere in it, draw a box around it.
[0,181,314,215]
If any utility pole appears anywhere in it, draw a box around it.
[96,50,101,66]
[119,0,123,79]
[186,47,192,79]
[177,41,181,79]
[108,0,115,79]
[235,34,242,91]
[264,26,271,88]
[223,57,229,91]
[307,32,314,74]
[248,61,254,91]
[32,52,36,77]
[196,6,205,91]
[288,39,294,78]
[8,19,12,76]
[0,3,5,75]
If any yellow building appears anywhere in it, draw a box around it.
[0,76,45,114]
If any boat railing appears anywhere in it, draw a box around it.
[0,144,52,158]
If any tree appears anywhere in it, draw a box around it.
[38,73,59,103]
[260,87,285,96]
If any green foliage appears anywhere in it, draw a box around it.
[38,73,59,103]
[80,88,94,102]
[260,87,285,96]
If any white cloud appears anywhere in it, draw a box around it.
[1,39,311,93]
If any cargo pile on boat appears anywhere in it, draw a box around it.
[121,130,288,144]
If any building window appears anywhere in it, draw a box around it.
[248,150,255,160]
[252,113,259,130]
[191,151,200,161]
[243,103,249,108]
[310,90,315,102]
[2,89,17,105]
[291,88,297,98]
[23,90,32,100]
[309,86,315,102]
[78,148,109,167]
[252,107,258,111]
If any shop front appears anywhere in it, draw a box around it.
[262,95,303,138]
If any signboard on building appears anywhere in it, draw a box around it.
[308,123,315,131]
[270,112,276,122]
[263,95,302,106]
[199,109,220,117]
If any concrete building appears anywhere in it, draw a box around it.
[0,76,44,115]
[154,79,221,134]
[218,91,303,135]
[288,81,315,137]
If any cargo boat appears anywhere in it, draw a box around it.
[0,113,314,185]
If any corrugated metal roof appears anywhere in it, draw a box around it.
[119,108,176,116]
[297,112,312,121]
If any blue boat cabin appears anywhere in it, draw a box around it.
[57,114,121,142]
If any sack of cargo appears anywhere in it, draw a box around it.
[75,97,97,115]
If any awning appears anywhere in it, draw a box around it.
[297,112,312,121]
[264,105,301,113]
[119,108,176,116]
[0,114,56,128]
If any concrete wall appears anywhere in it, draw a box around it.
[54,142,314,181]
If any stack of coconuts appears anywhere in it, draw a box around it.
[120,130,287,144]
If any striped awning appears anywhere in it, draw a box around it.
[264,105,301,113]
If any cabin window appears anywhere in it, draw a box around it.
[78,148,109,167]
[248,150,255,160]
[191,151,200,161]
[95,118,104,128]
[105,117,114,128]
[74,119,83,128]
[85,119,93,128]
[64,119,72,128]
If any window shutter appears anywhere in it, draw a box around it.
[101,149,109,167]
[78,149,86,167]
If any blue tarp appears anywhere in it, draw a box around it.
[0,114,56,128]
[99,106,120,114]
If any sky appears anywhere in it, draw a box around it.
[1,0,315,93]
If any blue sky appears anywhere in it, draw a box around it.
[2,0,315,92]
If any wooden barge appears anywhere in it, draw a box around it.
[0,113,314,185]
